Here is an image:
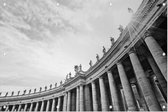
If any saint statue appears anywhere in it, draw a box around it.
[89,60,92,67]
[50,84,52,89]
[29,89,31,94]
[110,37,115,45]
[45,86,47,91]
[55,83,57,87]
[118,25,124,33]
[11,91,14,96]
[96,54,99,61]
[17,91,20,96]
[103,46,106,54]
[34,89,36,93]
[40,87,42,92]
[23,90,26,95]
[5,92,8,97]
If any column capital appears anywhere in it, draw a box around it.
[128,48,136,55]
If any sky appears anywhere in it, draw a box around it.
[0,0,142,95]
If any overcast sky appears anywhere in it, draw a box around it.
[0,0,142,95]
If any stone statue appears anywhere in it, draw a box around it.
[66,74,68,80]
[89,60,92,67]
[40,87,42,92]
[102,46,106,54]
[11,91,14,96]
[74,65,79,73]
[17,91,20,96]
[50,84,52,89]
[29,89,31,94]
[45,86,47,91]
[5,92,8,97]
[34,89,36,93]
[23,90,26,95]
[96,54,99,61]
[69,72,71,78]
[60,80,63,85]
[79,64,82,71]
[0,92,1,96]
[110,37,115,45]
[55,83,57,87]
[118,25,124,33]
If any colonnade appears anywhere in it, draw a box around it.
[0,31,167,111]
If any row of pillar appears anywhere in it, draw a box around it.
[0,33,167,111]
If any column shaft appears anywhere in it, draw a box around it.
[57,97,61,112]
[67,91,71,111]
[84,85,92,111]
[99,77,108,111]
[129,50,161,111]
[35,102,39,111]
[144,35,167,80]
[91,82,98,111]
[5,105,9,112]
[147,56,167,96]
[29,103,33,112]
[23,104,27,112]
[107,71,120,111]
[63,93,67,111]
[46,100,50,112]
[51,99,56,112]
[117,62,137,111]
[17,105,21,112]
[79,85,84,111]
[76,87,80,111]
[40,101,44,112]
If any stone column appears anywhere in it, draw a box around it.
[79,85,84,111]
[117,62,137,111]
[40,101,44,112]
[29,103,33,112]
[147,55,167,96]
[76,86,80,111]
[0,106,2,111]
[23,104,27,112]
[99,76,108,111]
[150,75,167,111]
[84,85,92,111]
[67,91,71,111]
[46,100,50,112]
[57,97,61,112]
[63,93,67,111]
[5,105,9,112]
[144,32,167,80]
[17,104,21,112]
[107,70,120,111]
[91,82,98,111]
[35,102,39,111]
[120,88,127,111]
[129,50,161,111]
[51,98,56,112]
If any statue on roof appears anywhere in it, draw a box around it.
[29,89,31,94]
[45,86,47,91]
[96,54,100,61]
[89,60,92,67]
[34,88,36,93]
[102,46,106,54]
[55,83,57,87]
[40,87,42,92]
[110,37,115,46]
[50,84,52,89]
[69,72,72,78]
[0,92,1,96]
[60,80,62,85]
[74,65,79,73]
[17,91,20,96]
[23,90,26,95]
[79,64,82,71]
[118,25,124,33]
[5,92,8,97]
[11,91,14,96]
